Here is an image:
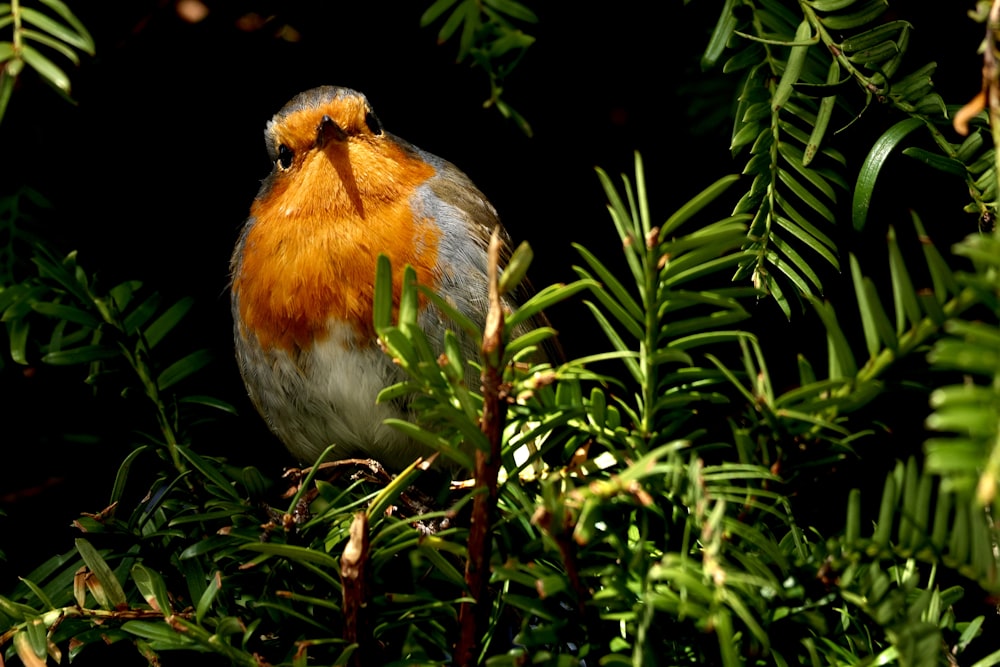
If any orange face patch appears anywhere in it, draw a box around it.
[234,103,439,353]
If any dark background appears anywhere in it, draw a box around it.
[0,0,984,618]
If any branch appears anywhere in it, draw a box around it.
[455,230,507,666]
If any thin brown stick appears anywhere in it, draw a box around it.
[341,511,371,667]
[532,506,589,618]
[455,230,506,666]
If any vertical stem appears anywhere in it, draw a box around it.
[89,285,187,473]
[341,511,371,667]
[640,232,658,440]
[456,231,506,666]
[109,309,185,472]
[10,0,21,52]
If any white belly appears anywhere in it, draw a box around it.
[238,321,429,470]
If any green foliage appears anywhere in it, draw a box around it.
[0,0,94,124]
[0,212,232,473]
[925,229,1000,502]
[854,114,999,233]
[717,0,982,316]
[420,0,537,135]
[3,1,1000,666]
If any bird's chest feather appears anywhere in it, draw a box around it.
[232,148,440,354]
[236,320,412,465]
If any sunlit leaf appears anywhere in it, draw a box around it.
[20,43,69,92]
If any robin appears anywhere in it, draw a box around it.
[230,85,521,471]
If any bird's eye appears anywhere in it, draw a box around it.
[277,144,294,170]
[364,110,383,136]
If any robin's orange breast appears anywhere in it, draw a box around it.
[233,139,440,353]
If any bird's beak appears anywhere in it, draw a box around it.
[316,115,347,148]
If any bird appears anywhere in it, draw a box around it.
[230,85,521,472]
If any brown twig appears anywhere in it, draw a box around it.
[531,505,589,617]
[341,511,371,667]
[455,230,507,666]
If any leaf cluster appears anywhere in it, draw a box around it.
[0,0,93,124]
[714,0,975,316]
[420,0,537,135]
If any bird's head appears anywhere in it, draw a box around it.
[254,86,430,221]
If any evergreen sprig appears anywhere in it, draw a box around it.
[3,2,1000,666]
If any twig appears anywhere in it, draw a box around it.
[455,230,507,666]
[532,506,589,618]
[341,511,371,667]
